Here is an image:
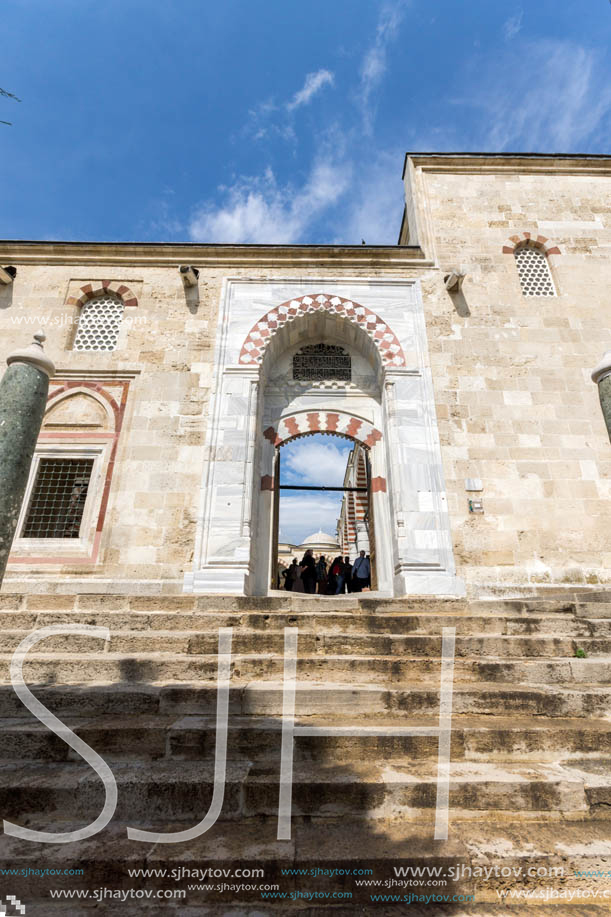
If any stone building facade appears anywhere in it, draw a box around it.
[0,153,609,598]
[337,443,370,559]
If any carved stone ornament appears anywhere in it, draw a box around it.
[292,344,351,382]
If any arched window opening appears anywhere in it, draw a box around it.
[514,243,556,296]
[73,293,125,351]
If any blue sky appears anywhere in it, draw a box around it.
[1,0,610,244]
[279,435,353,545]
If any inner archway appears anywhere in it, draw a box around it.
[254,397,391,595]
[270,431,378,595]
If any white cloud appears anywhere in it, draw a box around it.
[279,493,344,547]
[189,156,352,244]
[282,437,352,487]
[245,98,297,145]
[188,7,412,243]
[455,40,611,152]
[359,1,408,134]
[332,148,404,244]
[503,11,523,41]
[244,70,334,143]
[287,69,334,111]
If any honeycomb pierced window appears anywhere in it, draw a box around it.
[514,244,556,296]
[21,458,94,538]
[73,294,125,351]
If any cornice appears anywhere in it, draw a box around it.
[0,241,430,269]
[402,152,611,179]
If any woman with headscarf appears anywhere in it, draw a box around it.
[290,558,305,593]
[300,548,317,594]
[315,555,328,595]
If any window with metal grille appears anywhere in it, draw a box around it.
[21,459,94,538]
[73,294,125,351]
[514,244,556,296]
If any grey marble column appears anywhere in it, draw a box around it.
[592,351,611,444]
[0,333,55,585]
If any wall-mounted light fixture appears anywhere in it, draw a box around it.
[0,266,17,285]
[465,478,483,513]
[179,265,199,288]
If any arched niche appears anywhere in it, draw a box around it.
[43,389,115,431]
[260,309,383,386]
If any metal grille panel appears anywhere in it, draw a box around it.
[514,245,556,296]
[73,294,125,351]
[22,458,94,538]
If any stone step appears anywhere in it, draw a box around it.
[10,899,611,913]
[0,628,608,658]
[3,609,605,636]
[3,714,611,765]
[577,602,611,619]
[0,593,473,613]
[1,680,609,719]
[3,817,611,913]
[5,592,604,617]
[0,759,599,823]
[166,714,611,764]
[3,652,611,685]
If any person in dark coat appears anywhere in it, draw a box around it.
[300,548,317,594]
[284,559,299,591]
[343,556,353,592]
[335,556,352,594]
[316,555,328,595]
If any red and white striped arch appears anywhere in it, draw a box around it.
[238,293,406,368]
[260,410,387,493]
[502,232,561,255]
[263,410,382,448]
[67,281,139,309]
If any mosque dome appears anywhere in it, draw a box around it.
[302,530,339,547]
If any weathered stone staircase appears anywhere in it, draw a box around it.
[1,591,611,915]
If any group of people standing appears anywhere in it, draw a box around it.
[282,549,371,595]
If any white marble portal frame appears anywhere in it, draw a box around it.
[184,279,464,597]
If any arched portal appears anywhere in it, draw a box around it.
[254,409,392,595]
[185,280,463,598]
[246,302,391,595]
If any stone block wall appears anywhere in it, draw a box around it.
[0,248,428,594]
[404,154,611,592]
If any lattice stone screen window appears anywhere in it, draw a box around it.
[514,245,556,296]
[73,294,125,351]
[21,458,95,538]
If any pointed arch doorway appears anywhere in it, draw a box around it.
[256,403,392,595]
[270,429,379,594]
[185,281,463,599]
